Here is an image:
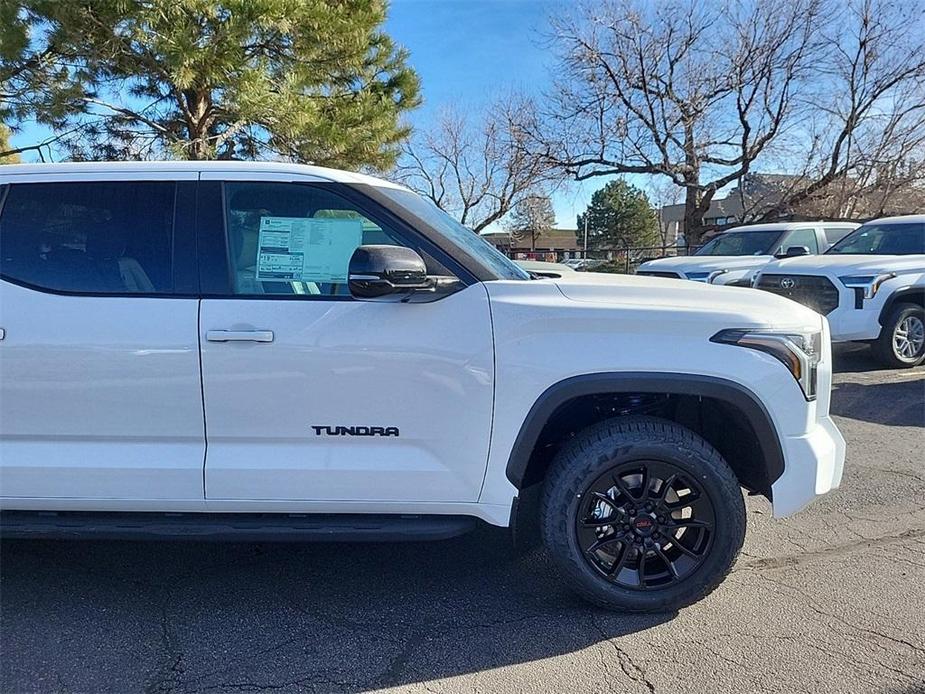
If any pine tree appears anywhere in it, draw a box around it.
[2,0,420,169]
[576,181,660,250]
[0,124,20,163]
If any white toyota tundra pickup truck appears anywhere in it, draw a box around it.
[753,215,925,368]
[0,162,846,612]
[637,221,858,286]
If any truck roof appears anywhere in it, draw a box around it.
[862,214,925,224]
[0,160,408,190]
[721,221,858,233]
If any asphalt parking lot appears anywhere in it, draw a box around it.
[1,344,923,694]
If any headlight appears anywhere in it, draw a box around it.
[707,269,729,284]
[684,271,711,282]
[838,273,895,299]
[711,328,822,400]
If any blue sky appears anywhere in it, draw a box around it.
[387,0,597,230]
[10,0,602,229]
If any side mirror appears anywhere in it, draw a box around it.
[775,245,810,259]
[348,245,432,300]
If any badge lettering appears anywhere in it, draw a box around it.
[311,425,400,437]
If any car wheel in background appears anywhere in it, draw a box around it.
[873,303,925,368]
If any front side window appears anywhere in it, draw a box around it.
[224,182,452,297]
[374,188,530,280]
[826,222,925,255]
[695,230,783,256]
[778,228,818,254]
[0,181,175,294]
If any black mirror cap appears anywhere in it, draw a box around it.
[348,245,430,299]
[775,245,811,259]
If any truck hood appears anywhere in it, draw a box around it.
[761,254,925,276]
[553,272,821,330]
[639,255,772,274]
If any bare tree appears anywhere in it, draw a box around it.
[759,0,925,219]
[506,195,557,250]
[648,177,683,244]
[529,0,823,243]
[394,99,557,233]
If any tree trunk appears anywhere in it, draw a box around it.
[183,90,212,160]
[681,122,707,246]
[682,185,705,246]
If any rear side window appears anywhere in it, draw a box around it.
[0,181,175,294]
[779,228,819,254]
[823,226,854,246]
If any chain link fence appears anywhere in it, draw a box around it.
[509,243,702,274]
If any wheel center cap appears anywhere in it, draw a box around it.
[633,514,656,536]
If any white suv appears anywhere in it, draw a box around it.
[0,162,846,612]
[637,221,858,286]
[754,216,925,368]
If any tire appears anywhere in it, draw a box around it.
[541,415,746,612]
[872,303,925,368]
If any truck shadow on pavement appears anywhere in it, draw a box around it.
[830,378,925,427]
[829,343,924,427]
[0,528,674,693]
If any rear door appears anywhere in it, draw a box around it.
[196,178,495,504]
[0,173,205,503]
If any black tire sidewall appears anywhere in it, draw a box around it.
[542,418,746,612]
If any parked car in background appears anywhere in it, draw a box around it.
[636,222,859,286]
[754,215,925,368]
[561,258,607,272]
[515,260,578,278]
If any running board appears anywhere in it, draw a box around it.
[0,511,477,542]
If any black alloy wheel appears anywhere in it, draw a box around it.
[541,416,746,612]
[576,461,714,589]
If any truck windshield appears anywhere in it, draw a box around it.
[376,187,530,280]
[826,222,925,255]
[695,230,783,256]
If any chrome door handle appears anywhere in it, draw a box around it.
[206,330,274,343]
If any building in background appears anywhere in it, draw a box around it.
[481,228,580,262]
[658,171,925,241]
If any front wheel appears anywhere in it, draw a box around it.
[541,416,746,612]
[872,303,925,368]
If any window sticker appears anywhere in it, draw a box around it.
[256,217,364,283]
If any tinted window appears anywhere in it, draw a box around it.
[826,222,925,255]
[695,230,783,256]
[0,181,175,294]
[779,228,818,254]
[823,226,854,245]
[224,182,453,297]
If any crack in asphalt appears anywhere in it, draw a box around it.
[143,587,184,694]
[736,528,925,572]
[590,614,657,694]
[718,629,919,688]
[755,573,925,658]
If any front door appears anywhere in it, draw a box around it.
[198,180,494,503]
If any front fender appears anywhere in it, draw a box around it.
[503,372,784,490]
